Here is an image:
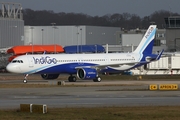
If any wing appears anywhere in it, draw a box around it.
[75,61,146,71]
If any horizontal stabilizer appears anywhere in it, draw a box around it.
[156,49,164,60]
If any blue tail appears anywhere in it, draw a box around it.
[133,25,157,54]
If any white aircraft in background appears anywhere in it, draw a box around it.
[6,25,163,83]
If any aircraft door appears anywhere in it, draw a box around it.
[105,56,109,64]
[28,56,34,68]
[78,58,84,65]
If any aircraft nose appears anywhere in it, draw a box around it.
[6,64,21,73]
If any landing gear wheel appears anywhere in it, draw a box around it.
[93,76,101,82]
[23,74,28,83]
[23,79,27,83]
[68,76,77,82]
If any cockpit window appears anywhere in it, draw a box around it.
[12,60,23,63]
[12,60,17,63]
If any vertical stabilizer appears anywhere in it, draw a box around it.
[133,25,157,54]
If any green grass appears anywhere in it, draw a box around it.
[1,106,180,120]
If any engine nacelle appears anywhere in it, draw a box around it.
[77,68,97,80]
[41,74,59,80]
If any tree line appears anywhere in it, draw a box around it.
[23,9,180,29]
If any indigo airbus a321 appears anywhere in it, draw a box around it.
[6,25,163,83]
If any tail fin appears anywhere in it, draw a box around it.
[133,25,157,54]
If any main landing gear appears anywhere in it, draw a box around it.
[93,76,101,82]
[68,75,101,82]
[68,75,77,82]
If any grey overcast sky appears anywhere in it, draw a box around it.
[2,0,180,17]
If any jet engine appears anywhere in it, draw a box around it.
[41,74,59,80]
[77,68,97,80]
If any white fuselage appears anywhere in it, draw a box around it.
[6,52,141,74]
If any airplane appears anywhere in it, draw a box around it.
[6,25,163,83]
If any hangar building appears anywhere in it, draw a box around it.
[24,26,120,47]
[0,2,24,49]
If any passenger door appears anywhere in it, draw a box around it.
[28,56,34,68]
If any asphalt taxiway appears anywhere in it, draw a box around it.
[0,80,180,109]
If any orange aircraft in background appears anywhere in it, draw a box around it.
[7,45,64,62]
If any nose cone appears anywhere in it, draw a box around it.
[6,64,21,73]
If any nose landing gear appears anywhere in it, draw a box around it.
[23,74,28,83]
